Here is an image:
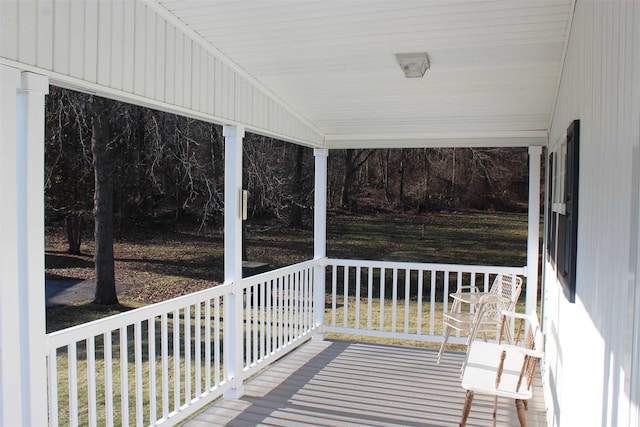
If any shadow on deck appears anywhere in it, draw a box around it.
[183,340,547,427]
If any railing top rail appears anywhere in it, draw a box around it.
[325,258,526,276]
[47,281,233,350]
[240,259,319,288]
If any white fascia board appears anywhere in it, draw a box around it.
[548,0,578,133]
[324,131,548,149]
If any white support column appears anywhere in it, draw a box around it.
[0,65,49,427]
[223,124,245,398]
[526,146,543,317]
[313,149,328,336]
[18,71,49,427]
[0,63,23,427]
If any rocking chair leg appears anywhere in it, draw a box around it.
[439,300,461,364]
[492,396,498,427]
[460,390,474,427]
[437,326,452,363]
[515,399,527,427]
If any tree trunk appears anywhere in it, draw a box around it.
[289,144,304,227]
[399,148,406,211]
[418,148,432,212]
[65,213,83,254]
[451,148,457,206]
[92,96,119,305]
[341,150,354,208]
[383,149,391,202]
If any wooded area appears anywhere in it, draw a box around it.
[45,87,529,303]
[46,86,529,234]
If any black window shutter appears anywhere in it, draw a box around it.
[560,120,579,303]
[547,151,555,262]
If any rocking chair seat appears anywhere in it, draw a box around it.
[462,341,534,400]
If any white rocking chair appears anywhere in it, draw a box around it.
[437,273,523,364]
[459,310,544,427]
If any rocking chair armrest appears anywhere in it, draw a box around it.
[498,343,544,359]
[499,310,530,321]
[449,286,486,302]
[452,286,482,293]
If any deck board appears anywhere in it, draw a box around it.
[183,340,547,427]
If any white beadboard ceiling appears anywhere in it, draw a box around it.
[154,0,573,147]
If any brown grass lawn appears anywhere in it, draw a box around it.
[46,211,528,332]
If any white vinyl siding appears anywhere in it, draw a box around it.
[0,0,323,146]
[544,1,640,426]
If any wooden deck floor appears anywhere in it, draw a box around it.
[183,339,547,427]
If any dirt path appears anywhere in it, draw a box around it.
[45,279,128,307]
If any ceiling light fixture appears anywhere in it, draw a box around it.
[395,52,430,78]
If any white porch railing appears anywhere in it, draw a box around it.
[46,260,317,427]
[46,283,231,427]
[239,259,317,378]
[324,258,525,344]
[46,258,524,426]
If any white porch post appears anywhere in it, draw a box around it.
[223,124,245,398]
[18,71,49,427]
[0,63,23,427]
[0,66,49,426]
[313,148,328,336]
[526,146,543,317]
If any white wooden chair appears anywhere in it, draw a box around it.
[437,274,523,363]
[459,311,544,427]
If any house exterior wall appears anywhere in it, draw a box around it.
[543,1,640,426]
[0,0,323,147]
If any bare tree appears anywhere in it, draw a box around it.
[91,95,118,305]
[398,148,406,210]
[45,88,94,253]
[341,149,374,208]
[288,144,305,227]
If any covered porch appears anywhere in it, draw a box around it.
[0,1,582,426]
[2,70,545,426]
